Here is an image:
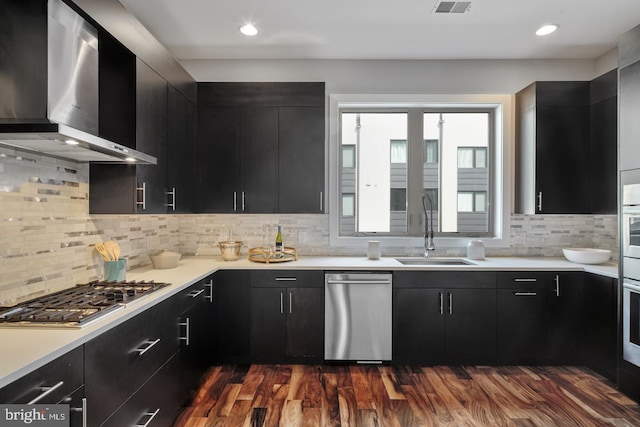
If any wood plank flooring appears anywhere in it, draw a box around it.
[173,365,640,427]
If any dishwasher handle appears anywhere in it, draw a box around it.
[326,279,392,285]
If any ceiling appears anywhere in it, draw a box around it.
[119,0,640,61]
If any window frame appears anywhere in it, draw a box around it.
[328,93,512,250]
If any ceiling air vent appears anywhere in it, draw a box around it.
[433,1,471,13]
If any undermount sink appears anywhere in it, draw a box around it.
[395,257,475,266]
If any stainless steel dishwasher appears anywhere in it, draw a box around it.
[324,272,392,362]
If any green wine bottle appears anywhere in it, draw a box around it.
[275,225,283,257]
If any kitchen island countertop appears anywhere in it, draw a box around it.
[0,255,618,389]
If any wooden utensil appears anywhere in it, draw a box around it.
[104,240,121,261]
[95,243,111,261]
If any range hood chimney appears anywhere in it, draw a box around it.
[0,0,156,165]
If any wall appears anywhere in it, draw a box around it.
[0,56,620,305]
[0,140,617,306]
[183,58,608,92]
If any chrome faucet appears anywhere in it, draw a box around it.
[422,193,435,257]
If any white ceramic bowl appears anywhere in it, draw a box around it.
[562,248,612,264]
[150,250,181,269]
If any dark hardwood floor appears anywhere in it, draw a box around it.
[174,364,640,426]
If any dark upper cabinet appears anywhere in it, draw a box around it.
[240,107,279,213]
[515,81,591,214]
[168,85,197,213]
[198,82,325,214]
[620,61,640,172]
[91,60,169,214]
[279,107,325,213]
[135,58,168,213]
[515,76,617,214]
[199,106,241,213]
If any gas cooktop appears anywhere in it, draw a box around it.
[0,280,170,328]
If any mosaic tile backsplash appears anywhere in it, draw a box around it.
[0,147,619,305]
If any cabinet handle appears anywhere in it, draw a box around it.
[69,397,87,427]
[514,278,537,282]
[135,338,160,356]
[179,318,190,346]
[448,293,453,315]
[320,191,323,212]
[242,191,246,212]
[188,289,205,299]
[554,275,560,297]
[280,291,284,314]
[166,187,176,211]
[136,182,146,210]
[514,292,537,296]
[204,280,213,303]
[537,191,543,211]
[27,380,64,404]
[233,192,237,212]
[289,291,293,314]
[135,409,160,427]
[439,292,443,315]
[276,277,297,281]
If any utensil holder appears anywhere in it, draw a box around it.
[104,259,126,281]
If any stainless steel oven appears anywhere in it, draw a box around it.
[622,170,640,367]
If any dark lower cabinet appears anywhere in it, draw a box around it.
[584,274,618,382]
[177,277,216,405]
[0,346,85,426]
[250,271,324,363]
[548,272,584,364]
[101,353,180,427]
[497,272,549,364]
[85,297,179,426]
[216,270,251,364]
[393,271,497,365]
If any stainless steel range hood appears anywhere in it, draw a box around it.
[0,0,156,165]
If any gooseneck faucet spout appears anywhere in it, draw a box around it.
[422,193,435,257]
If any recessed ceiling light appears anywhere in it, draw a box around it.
[536,24,558,36]
[240,23,258,36]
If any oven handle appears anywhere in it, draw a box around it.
[623,279,640,293]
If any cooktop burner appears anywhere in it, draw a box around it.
[0,280,170,328]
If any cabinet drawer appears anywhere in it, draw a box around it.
[393,271,497,288]
[175,279,211,315]
[497,271,549,288]
[102,353,180,427]
[85,298,179,426]
[250,270,323,287]
[0,346,83,405]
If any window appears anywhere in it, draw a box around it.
[342,145,355,168]
[390,188,407,211]
[342,194,355,217]
[329,93,510,248]
[424,140,438,164]
[390,140,407,163]
[457,191,487,212]
[458,147,487,168]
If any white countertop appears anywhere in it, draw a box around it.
[0,255,618,388]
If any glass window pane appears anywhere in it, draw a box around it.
[458,148,473,168]
[390,140,407,163]
[458,192,473,212]
[390,188,406,211]
[475,148,487,168]
[475,192,487,212]
[342,145,355,168]
[424,139,438,163]
[342,194,355,217]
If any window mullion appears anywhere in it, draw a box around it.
[407,109,423,236]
